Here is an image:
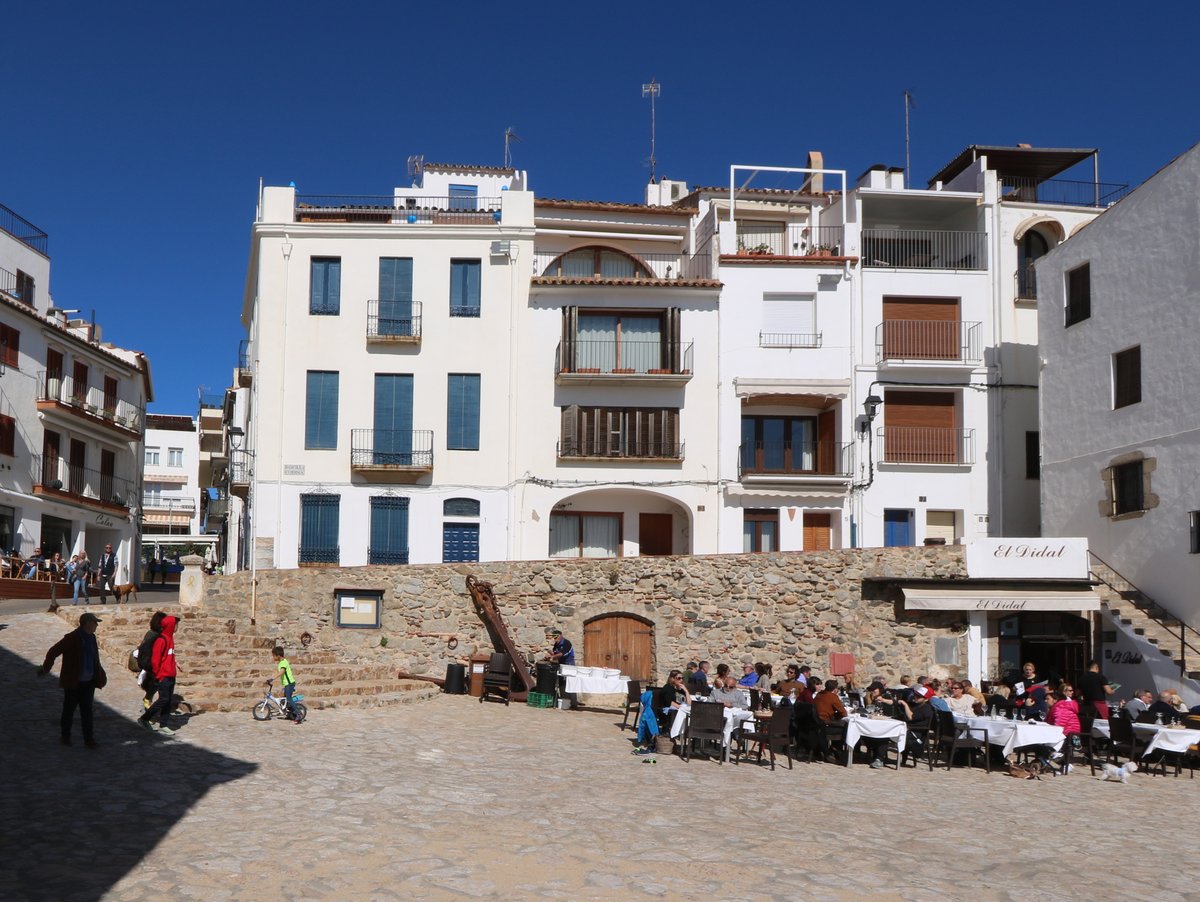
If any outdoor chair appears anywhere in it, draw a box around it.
[738,709,793,771]
[790,702,827,762]
[1135,711,1158,724]
[1071,708,1102,776]
[479,653,513,706]
[932,710,990,772]
[681,701,727,763]
[1106,715,1138,764]
[621,680,643,732]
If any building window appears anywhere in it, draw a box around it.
[15,270,34,306]
[559,406,680,459]
[443,523,480,563]
[1113,345,1141,409]
[447,374,481,450]
[448,184,479,211]
[168,447,184,467]
[443,498,480,517]
[299,494,340,564]
[549,512,621,558]
[0,324,19,368]
[368,496,409,565]
[1111,461,1144,516]
[743,509,779,552]
[0,414,13,456]
[449,260,481,317]
[1065,262,1091,326]
[145,446,160,466]
[305,371,339,449]
[760,293,819,348]
[542,246,649,279]
[309,257,341,315]
[575,312,664,372]
[1026,431,1040,480]
[741,414,838,475]
[1191,512,1200,554]
[884,509,914,546]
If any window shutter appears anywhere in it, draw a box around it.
[561,307,577,373]
[373,374,412,458]
[370,496,409,564]
[300,494,340,561]
[667,308,681,370]
[310,258,341,315]
[305,371,339,449]
[560,405,578,455]
[817,410,836,474]
[447,374,480,450]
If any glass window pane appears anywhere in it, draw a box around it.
[582,515,619,558]
[549,514,581,558]
[762,419,785,469]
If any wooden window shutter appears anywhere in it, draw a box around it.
[817,410,836,474]
[667,308,681,371]
[560,405,578,455]
[561,307,577,373]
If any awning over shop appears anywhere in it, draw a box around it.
[734,377,850,401]
[901,587,1101,612]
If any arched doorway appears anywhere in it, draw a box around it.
[583,613,655,683]
[1016,230,1049,299]
[997,612,1091,686]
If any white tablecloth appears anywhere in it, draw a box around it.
[562,675,629,694]
[669,704,755,748]
[958,715,1065,757]
[843,715,907,764]
[1133,723,1200,756]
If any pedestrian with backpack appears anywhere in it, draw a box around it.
[132,612,167,713]
[138,614,179,736]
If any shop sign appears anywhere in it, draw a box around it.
[965,537,1089,580]
[95,514,116,528]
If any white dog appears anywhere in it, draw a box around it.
[1102,761,1139,783]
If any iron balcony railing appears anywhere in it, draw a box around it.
[0,202,49,255]
[37,371,145,432]
[298,545,340,565]
[367,547,409,565]
[735,223,844,257]
[229,449,252,484]
[557,438,684,460]
[875,320,982,363]
[862,229,987,270]
[999,177,1131,208]
[33,454,135,508]
[142,496,197,513]
[759,331,822,348]
[367,299,422,339]
[0,265,25,303]
[1015,263,1037,300]
[738,442,854,478]
[878,427,975,465]
[533,249,713,281]
[555,340,693,376]
[295,194,501,225]
[350,429,434,469]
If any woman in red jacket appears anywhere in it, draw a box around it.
[138,614,179,736]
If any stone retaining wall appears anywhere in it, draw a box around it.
[198,546,968,685]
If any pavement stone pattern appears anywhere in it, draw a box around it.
[3,610,1199,901]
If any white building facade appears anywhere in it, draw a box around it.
[0,200,151,583]
[141,414,203,546]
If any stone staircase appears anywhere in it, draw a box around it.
[54,606,439,712]
[1089,554,1200,682]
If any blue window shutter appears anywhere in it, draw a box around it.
[378,258,413,335]
[305,371,339,449]
[450,260,481,316]
[373,374,413,462]
[370,496,409,564]
[300,494,340,563]
[310,258,341,315]
[447,374,480,450]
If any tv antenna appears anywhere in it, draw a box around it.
[903,90,916,188]
[503,127,522,169]
[407,154,425,182]
[642,77,661,183]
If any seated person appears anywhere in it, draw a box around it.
[928,680,951,713]
[736,663,759,688]
[893,693,937,752]
[1045,684,1081,737]
[654,670,690,733]
[775,664,807,701]
[709,675,749,709]
[687,660,712,696]
[813,680,848,723]
[21,548,44,579]
[961,679,986,708]
[945,682,977,717]
[1164,689,1188,714]
[1124,689,1153,721]
[894,675,915,702]
[1148,691,1184,722]
[753,662,772,692]
[790,700,831,761]
[713,663,730,684]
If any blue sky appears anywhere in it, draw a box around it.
[5,1,1197,414]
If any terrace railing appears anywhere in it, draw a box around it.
[0,202,48,255]
[875,320,982,363]
[863,229,987,270]
[878,427,975,465]
[367,299,422,339]
[37,371,144,432]
[33,454,135,508]
[999,177,1130,208]
[295,195,501,225]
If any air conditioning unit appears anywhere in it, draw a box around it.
[490,240,512,257]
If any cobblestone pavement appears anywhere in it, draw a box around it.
[4,611,1198,901]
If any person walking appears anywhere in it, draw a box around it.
[138,614,179,736]
[37,611,108,748]
[137,611,168,712]
[71,552,93,605]
[146,555,158,587]
[97,544,119,603]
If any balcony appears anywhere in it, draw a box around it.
[555,340,693,386]
[350,429,433,482]
[999,177,1130,208]
[0,202,49,256]
[0,265,32,305]
[236,339,253,387]
[875,321,982,365]
[532,249,714,284]
[738,441,854,484]
[142,496,196,528]
[729,224,847,262]
[878,427,975,466]
[557,438,684,462]
[229,449,252,497]
[32,454,134,513]
[1015,263,1037,301]
[295,195,501,225]
[759,331,822,349]
[366,300,422,343]
[862,229,987,270]
[36,372,144,439]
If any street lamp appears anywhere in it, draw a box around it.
[861,394,883,432]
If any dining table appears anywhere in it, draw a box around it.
[955,714,1065,757]
[842,714,907,765]
[669,703,757,761]
[1101,721,1200,757]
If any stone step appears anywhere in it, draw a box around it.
[194,685,440,713]
[182,668,398,687]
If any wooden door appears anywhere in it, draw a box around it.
[882,297,960,360]
[639,513,673,556]
[803,512,832,551]
[69,439,87,495]
[583,614,654,683]
[42,431,61,486]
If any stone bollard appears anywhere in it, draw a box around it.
[178,553,206,609]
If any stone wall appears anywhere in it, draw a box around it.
[198,546,969,686]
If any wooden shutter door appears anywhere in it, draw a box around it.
[816,410,836,474]
[584,614,654,684]
[882,297,960,359]
[803,512,833,550]
[884,390,956,463]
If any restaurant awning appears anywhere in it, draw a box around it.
[901,587,1101,612]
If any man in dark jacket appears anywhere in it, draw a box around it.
[138,614,179,736]
[97,544,119,603]
[38,612,108,748]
